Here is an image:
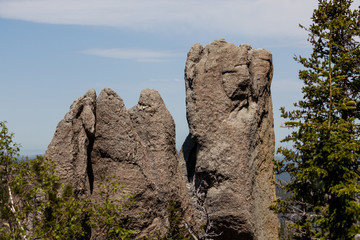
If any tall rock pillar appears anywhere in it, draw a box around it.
[45,89,96,198]
[180,39,278,239]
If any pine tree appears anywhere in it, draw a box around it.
[0,121,134,240]
[272,0,360,239]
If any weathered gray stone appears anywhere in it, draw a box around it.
[46,39,279,240]
[129,89,181,201]
[128,89,190,237]
[180,39,278,239]
[46,88,180,238]
[90,88,164,237]
[45,89,96,198]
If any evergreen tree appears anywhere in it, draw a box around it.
[272,0,360,239]
[0,121,134,240]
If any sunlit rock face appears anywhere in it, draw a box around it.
[46,88,182,238]
[180,39,278,240]
[46,89,96,198]
[46,39,278,240]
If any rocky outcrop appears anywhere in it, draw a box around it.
[90,88,157,235]
[46,88,181,238]
[46,89,96,198]
[128,89,181,201]
[180,39,278,239]
[46,39,278,239]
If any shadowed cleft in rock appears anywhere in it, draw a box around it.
[46,88,182,238]
[46,39,278,240]
[46,89,96,198]
[179,39,278,240]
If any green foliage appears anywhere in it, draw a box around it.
[89,174,134,240]
[272,0,360,239]
[0,121,86,239]
[160,200,192,240]
[278,219,295,240]
[0,121,134,240]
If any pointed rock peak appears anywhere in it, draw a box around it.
[98,87,119,99]
[139,88,161,102]
[137,88,166,111]
[46,88,97,198]
[129,88,179,201]
[96,88,127,111]
[187,43,204,63]
[65,89,96,123]
[84,88,97,101]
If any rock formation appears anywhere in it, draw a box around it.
[46,88,181,237]
[90,88,158,235]
[46,39,278,239]
[128,89,182,201]
[180,39,278,239]
[46,89,96,198]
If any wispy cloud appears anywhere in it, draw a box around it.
[80,48,180,62]
[0,0,320,39]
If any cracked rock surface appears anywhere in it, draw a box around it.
[46,39,278,240]
[46,88,181,238]
[46,89,96,198]
[180,39,278,240]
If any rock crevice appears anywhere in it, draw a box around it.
[181,39,277,240]
[46,39,278,239]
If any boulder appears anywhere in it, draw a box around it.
[180,39,278,239]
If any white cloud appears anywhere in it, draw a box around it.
[80,48,180,62]
[0,0,320,39]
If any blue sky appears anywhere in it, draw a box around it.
[1,0,355,155]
